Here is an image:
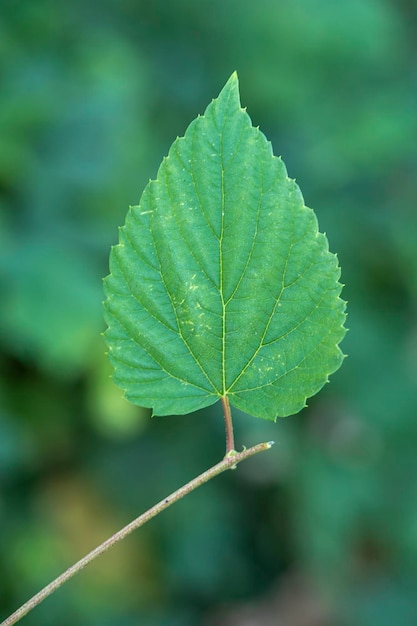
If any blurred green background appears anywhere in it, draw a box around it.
[1,1,416,625]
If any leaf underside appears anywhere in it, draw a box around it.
[104,73,346,420]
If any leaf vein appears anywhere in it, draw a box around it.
[149,204,219,394]
[228,313,341,394]
[106,309,214,394]
[226,185,298,391]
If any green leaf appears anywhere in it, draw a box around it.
[103,73,346,420]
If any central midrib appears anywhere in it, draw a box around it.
[219,161,226,396]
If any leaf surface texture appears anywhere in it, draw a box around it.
[104,74,346,419]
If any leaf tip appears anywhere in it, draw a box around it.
[219,71,240,101]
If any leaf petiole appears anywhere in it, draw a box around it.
[221,395,235,454]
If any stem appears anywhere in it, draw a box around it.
[221,395,234,453]
[1,441,274,626]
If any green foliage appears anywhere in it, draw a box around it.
[2,1,417,625]
[104,74,346,420]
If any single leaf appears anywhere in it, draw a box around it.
[103,73,346,420]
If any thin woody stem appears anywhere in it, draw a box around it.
[0,440,274,626]
[221,395,235,453]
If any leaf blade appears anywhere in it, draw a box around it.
[104,73,346,419]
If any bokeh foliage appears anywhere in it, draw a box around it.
[1,1,416,625]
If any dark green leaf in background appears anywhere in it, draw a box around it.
[104,73,346,420]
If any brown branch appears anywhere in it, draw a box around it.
[1,441,274,626]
